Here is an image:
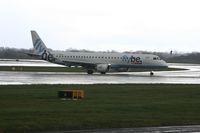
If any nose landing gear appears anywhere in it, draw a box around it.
[150,71,154,76]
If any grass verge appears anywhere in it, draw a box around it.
[0,84,200,132]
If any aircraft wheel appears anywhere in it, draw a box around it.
[101,72,106,74]
[87,70,94,74]
[150,71,154,76]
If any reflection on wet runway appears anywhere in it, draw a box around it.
[0,59,200,85]
[0,59,64,67]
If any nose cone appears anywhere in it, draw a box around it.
[161,60,168,68]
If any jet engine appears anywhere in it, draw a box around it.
[96,64,110,74]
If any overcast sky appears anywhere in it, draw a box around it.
[0,0,200,52]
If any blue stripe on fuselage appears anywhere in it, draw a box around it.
[110,64,168,69]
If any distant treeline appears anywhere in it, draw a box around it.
[165,53,200,64]
[0,47,200,64]
[0,47,35,59]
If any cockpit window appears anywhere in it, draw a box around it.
[153,57,160,60]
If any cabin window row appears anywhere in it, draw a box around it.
[55,55,125,60]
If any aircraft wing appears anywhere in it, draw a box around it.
[61,60,96,68]
[23,52,41,57]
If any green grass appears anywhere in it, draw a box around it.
[0,66,186,72]
[0,84,200,132]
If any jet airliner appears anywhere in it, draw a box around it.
[30,31,168,74]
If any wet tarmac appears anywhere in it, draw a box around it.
[0,59,64,67]
[41,125,200,133]
[0,59,200,85]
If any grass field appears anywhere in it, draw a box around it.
[0,66,186,72]
[0,84,200,133]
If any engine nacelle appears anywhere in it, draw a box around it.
[96,64,110,73]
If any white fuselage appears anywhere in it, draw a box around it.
[51,51,168,68]
[31,30,168,74]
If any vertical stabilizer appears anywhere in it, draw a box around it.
[31,30,48,55]
[31,31,55,62]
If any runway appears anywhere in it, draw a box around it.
[0,59,200,85]
[45,125,200,133]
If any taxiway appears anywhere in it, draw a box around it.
[0,59,200,85]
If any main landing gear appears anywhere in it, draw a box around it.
[87,70,107,74]
[87,70,94,74]
[100,72,106,74]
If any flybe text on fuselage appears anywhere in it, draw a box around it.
[122,55,142,64]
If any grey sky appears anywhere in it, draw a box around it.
[0,0,200,52]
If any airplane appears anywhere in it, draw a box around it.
[30,30,168,74]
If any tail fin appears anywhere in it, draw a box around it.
[31,30,48,55]
[31,31,54,62]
